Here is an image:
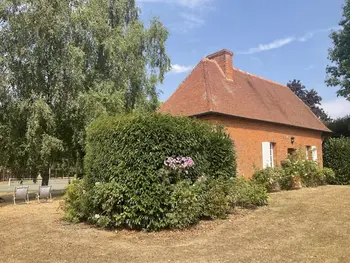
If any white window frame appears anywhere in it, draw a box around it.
[311,146,317,161]
[305,146,311,160]
[269,143,274,168]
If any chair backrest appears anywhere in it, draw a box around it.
[39,185,51,198]
[15,186,29,199]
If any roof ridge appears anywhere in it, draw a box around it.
[202,60,213,112]
[232,68,287,88]
[157,62,200,113]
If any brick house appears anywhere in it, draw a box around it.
[159,49,331,177]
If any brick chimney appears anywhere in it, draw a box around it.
[207,49,234,80]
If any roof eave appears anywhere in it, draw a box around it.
[191,111,332,133]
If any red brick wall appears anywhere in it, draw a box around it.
[199,114,324,177]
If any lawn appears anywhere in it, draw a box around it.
[1,186,350,263]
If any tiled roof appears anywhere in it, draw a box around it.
[159,50,331,133]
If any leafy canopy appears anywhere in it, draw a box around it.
[0,0,170,178]
[326,0,350,100]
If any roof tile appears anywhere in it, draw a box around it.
[159,52,331,133]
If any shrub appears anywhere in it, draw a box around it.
[326,115,350,137]
[322,167,336,185]
[166,180,201,228]
[280,148,326,188]
[324,137,350,185]
[66,114,237,231]
[252,167,283,192]
[63,178,89,223]
[228,178,269,208]
[198,177,231,220]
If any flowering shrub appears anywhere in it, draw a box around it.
[252,167,283,192]
[64,113,237,231]
[164,157,194,170]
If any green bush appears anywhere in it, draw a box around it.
[324,137,350,185]
[198,177,231,220]
[280,148,326,188]
[252,167,283,192]
[166,181,201,228]
[65,113,237,231]
[63,179,89,223]
[229,178,269,208]
[322,167,336,185]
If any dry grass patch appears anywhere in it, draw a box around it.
[1,186,350,263]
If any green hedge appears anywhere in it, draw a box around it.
[72,113,238,230]
[324,137,350,185]
[84,114,236,186]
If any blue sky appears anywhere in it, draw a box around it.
[137,0,350,118]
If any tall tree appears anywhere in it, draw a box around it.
[326,0,350,100]
[287,80,331,122]
[326,115,350,137]
[0,0,170,179]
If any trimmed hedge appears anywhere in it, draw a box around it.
[84,114,236,186]
[79,113,237,230]
[324,137,350,185]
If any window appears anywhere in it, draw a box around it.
[306,146,311,160]
[311,146,317,161]
[288,148,296,155]
[262,142,275,168]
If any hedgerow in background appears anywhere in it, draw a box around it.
[324,137,350,185]
[68,113,238,231]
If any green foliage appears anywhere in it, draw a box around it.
[326,115,350,137]
[322,168,336,185]
[324,137,350,184]
[281,159,325,189]
[254,147,332,191]
[198,178,231,220]
[0,0,170,178]
[63,179,89,223]
[78,113,237,230]
[166,181,201,228]
[252,167,283,192]
[84,114,237,186]
[326,0,350,100]
[229,178,269,208]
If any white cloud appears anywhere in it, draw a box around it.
[171,12,205,32]
[169,64,193,73]
[322,97,350,119]
[238,26,339,55]
[238,37,295,55]
[138,0,214,33]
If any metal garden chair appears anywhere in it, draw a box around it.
[36,185,52,203]
[13,186,29,205]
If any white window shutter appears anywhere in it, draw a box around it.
[262,142,271,168]
[311,146,317,161]
[305,147,309,160]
